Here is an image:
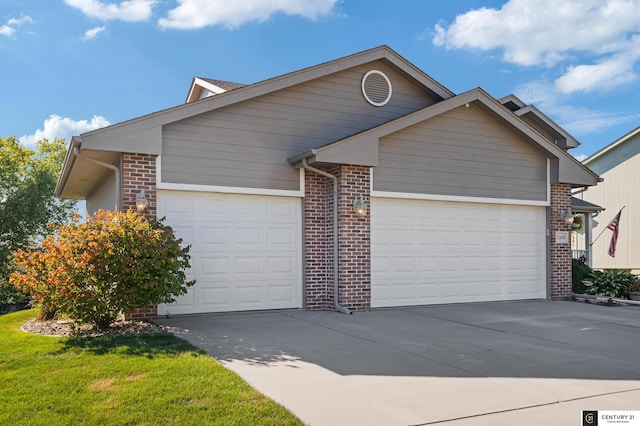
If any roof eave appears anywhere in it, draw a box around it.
[583,124,640,165]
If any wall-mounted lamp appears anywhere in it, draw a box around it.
[135,190,149,213]
[560,208,574,226]
[353,197,367,218]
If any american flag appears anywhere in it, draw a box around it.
[607,209,622,257]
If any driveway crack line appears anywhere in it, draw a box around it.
[410,386,640,425]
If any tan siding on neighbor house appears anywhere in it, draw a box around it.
[161,61,439,191]
[374,105,548,200]
[583,152,640,272]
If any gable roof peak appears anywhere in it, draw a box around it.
[186,77,246,103]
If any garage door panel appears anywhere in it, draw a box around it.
[157,191,302,315]
[372,198,545,307]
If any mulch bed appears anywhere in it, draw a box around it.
[21,318,165,338]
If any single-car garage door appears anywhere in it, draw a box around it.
[157,190,302,315]
[371,198,546,307]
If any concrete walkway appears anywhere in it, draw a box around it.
[155,301,640,425]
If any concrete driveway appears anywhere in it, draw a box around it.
[155,301,640,425]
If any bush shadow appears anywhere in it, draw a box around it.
[62,332,206,358]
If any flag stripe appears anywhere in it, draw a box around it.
[607,209,622,258]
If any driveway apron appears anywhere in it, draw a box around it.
[155,300,640,425]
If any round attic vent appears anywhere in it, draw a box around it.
[361,70,392,107]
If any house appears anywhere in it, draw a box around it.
[55,46,600,318]
[570,196,603,267]
[581,126,640,274]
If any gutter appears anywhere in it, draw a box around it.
[301,159,352,315]
[73,141,121,211]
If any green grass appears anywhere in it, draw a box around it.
[0,310,303,426]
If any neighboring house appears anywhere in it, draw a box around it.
[56,46,599,318]
[581,126,640,274]
[570,196,603,267]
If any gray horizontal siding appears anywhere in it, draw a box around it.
[162,61,438,190]
[374,105,548,201]
[87,170,117,214]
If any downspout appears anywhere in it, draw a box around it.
[73,143,121,211]
[301,159,352,315]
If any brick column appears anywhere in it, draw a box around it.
[336,165,371,311]
[550,183,572,299]
[303,164,372,312]
[121,153,158,320]
[303,171,334,310]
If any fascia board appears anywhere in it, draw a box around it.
[55,137,80,197]
[515,105,580,148]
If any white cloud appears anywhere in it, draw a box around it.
[555,57,637,94]
[19,115,111,148]
[0,15,33,37]
[158,0,339,30]
[64,0,156,22]
[83,26,106,40]
[434,0,640,93]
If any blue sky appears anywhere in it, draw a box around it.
[2,0,640,160]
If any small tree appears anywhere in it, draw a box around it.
[0,136,76,305]
[10,210,195,328]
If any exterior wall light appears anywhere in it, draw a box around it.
[136,190,149,213]
[353,197,367,218]
[560,208,574,227]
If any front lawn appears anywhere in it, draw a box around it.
[0,310,302,425]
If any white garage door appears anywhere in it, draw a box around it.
[157,190,302,315]
[372,198,546,307]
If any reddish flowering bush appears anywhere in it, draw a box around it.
[10,210,195,328]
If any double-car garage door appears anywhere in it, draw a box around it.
[371,198,546,307]
[157,191,546,315]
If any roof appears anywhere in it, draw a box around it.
[57,45,456,197]
[198,78,246,91]
[571,196,603,213]
[56,45,600,198]
[498,95,580,149]
[185,77,246,102]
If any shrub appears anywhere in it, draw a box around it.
[582,269,636,299]
[572,258,592,294]
[10,210,195,328]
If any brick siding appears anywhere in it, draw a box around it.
[549,183,573,299]
[122,153,157,219]
[336,165,371,311]
[121,153,159,319]
[303,171,334,310]
[303,165,371,312]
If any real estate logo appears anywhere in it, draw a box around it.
[583,411,598,426]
